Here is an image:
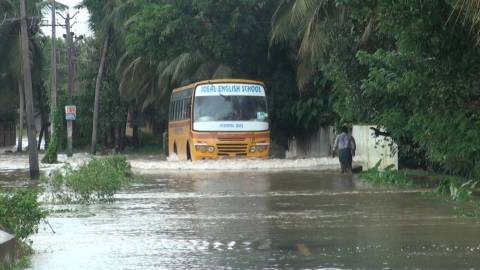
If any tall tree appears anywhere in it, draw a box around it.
[1,0,46,179]
[81,0,132,154]
[19,0,39,179]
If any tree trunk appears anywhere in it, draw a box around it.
[17,79,24,152]
[38,125,44,150]
[90,37,109,155]
[114,127,120,153]
[20,0,39,180]
[37,83,48,150]
[120,118,127,151]
[132,110,139,148]
[50,0,57,138]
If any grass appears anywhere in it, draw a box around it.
[360,162,414,188]
[0,256,30,270]
[360,161,480,217]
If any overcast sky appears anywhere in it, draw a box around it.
[41,0,92,37]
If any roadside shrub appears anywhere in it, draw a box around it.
[43,155,134,203]
[0,188,47,240]
[360,161,413,187]
[42,102,65,164]
[0,257,30,270]
[435,178,478,202]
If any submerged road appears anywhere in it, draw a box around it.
[27,170,480,269]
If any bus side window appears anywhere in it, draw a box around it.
[175,100,179,121]
[182,99,187,119]
[180,99,185,120]
[178,100,182,121]
[186,98,191,119]
[178,100,182,120]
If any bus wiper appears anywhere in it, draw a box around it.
[219,91,228,100]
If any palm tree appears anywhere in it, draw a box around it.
[0,0,45,178]
[270,0,345,89]
[451,0,480,43]
[270,0,378,90]
[115,49,232,145]
[81,0,133,154]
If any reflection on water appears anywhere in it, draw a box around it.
[29,171,480,270]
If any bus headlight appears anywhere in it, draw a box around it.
[195,143,214,153]
[195,144,208,153]
[257,146,267,152]
[252,143,268,153]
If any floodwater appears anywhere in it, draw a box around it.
[25,170,480,270]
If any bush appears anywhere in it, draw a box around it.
[44,155,134,203]
[435,178,478,202]
[360,161,413,187]
[0,188,47,240]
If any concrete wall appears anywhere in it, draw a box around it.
[285,127,334,158]
[0,230,16,264]
[285,125,398,170]
[352,125,398,170]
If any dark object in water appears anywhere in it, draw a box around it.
[352,165,363,174]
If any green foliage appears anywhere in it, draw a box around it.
[75,0,480,180]
[0,188,47,240]
[360,161,413,187]
[357,0,480,177]
[42,103,65,163]
[435,178,478,202]
[290,76,336,132]
[43,155,134,203]
[0,256,30,270]
[0,0,47,123]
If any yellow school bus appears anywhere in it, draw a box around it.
[168,79,270,161]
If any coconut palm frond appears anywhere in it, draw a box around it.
[290,0,318,27]
[171,51,204,84]
[298,4,327,61]
[451,0,480,44]
[156,60,169,89]
[270,0,297,46]
[160,56,180,86]
[191,61,217,82]
[212,64,233,79]
[142,91,156,110]
[296,58,315,90]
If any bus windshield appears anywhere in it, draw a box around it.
[193,83,269,132]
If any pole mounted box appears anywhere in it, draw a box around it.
[65,105,76,121]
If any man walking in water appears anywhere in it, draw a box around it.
[332,126,356,173]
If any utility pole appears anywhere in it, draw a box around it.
[50,0,57,138]
[57,7,79,158]
[19,0,39,180]
[66,9,73,157]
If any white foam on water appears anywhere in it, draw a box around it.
[166,153,180,162]
[1,152,351,175]
[131,157,341,173]
[0,153,91,175]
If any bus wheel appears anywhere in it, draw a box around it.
[173,143,178,155]
[186,143,192,161]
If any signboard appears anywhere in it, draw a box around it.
[193,121,269,132]
[195,83,265,97]
[65,105,77,121]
